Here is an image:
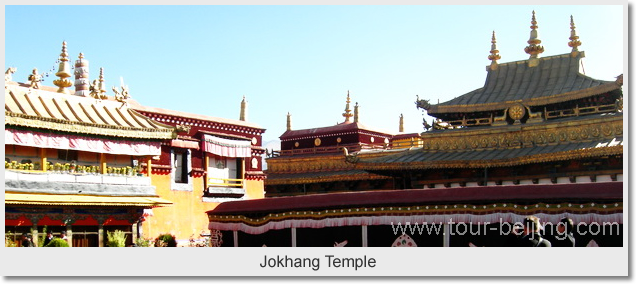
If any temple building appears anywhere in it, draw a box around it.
[130,96,266,245]
[208,12,623,247]
[5,42,266,247]
[264,91,420,197]
[5,42,175,247]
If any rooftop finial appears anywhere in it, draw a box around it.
[286,112,292,131]
[92,67,107,99]
[342,91,353,123]
[74,52,90,97]
[240,95,248,121]
[568,15,582,57]
[524,11,544,67]
[399,113,404,133]
[353,102,359,123]
[488,31,501,70]
[53,41,73,94]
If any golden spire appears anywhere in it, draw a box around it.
[342,91,353,123]
[568,15,582,57]
[240,95,248,121]
[53,41,73,94]
[524,11,544,67]
[399,113,404,133]
[98,67,107,99]
[488,31,501,70]
[286,112,292,131]
[353,102,359,123]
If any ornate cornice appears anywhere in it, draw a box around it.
[209,202,623,226]
[418,116,622,152]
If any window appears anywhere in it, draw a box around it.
[58,149,78,162]
[173,150,189,184]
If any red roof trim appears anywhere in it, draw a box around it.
[208,182,623,215]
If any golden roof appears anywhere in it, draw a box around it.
[5,82,176,139]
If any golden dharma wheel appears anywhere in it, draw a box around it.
[508,104,526,121]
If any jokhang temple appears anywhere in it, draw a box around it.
[207,12,623,247]
[5,42,267,247]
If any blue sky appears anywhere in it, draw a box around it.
[5,5,625,145]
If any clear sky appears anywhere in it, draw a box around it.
[5,5,625,146]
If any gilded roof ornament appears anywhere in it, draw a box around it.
[568,15,582,57]
[488,31,501,70]
[90,67,108,100]
[399,113,404,133]
[354,102,359,123]
[524,11,544,67]
[240,95,248,121]
[74,52,90,97]
[53,41,73,94]
[286,112,292,131]
[5,67,17,86]
[28,68,43,89]
[342,91,353,123]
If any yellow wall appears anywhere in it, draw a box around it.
[143,174,264,246]
[245,179,265,199]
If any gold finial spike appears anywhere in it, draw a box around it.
[399,113,404,133]
[342,91,353,122]
[568,15,582,57]
[53,41,73,93]
[488,31,501,70]
[286,112,292,131]
[98,67,107,99]
[353,102,359,123]
[524,10,544,66]
[240,95,248,121]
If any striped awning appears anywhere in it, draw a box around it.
[202,134,251,158]
[5,192,173,207]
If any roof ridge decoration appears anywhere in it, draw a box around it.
[354,102,359,123]
[524,11,545,67]
[286,112,292,131]
[240,95,248,122]
[568,15,582,57]
[74,53,90,97]
[5,67,17,87]
[53,41,73,94]
[28,68,43,90]
[90,67,108,100]
[342,91,353,123]
[488,31,501,71]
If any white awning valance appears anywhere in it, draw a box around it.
[5,128,161,156]
[202,134,252,158]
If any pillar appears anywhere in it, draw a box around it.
[98,224,104,247]
[100,153,107,174]
[233,231,238,247]
[131,221,138,244]
[361,225,368,247]
[146,156,152,177]
[443,223,450,247]
[66,224,73,247]
[31,224,39,247]
[28,216,41,247]
[291,227,297,247]
[39,148,47,172]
